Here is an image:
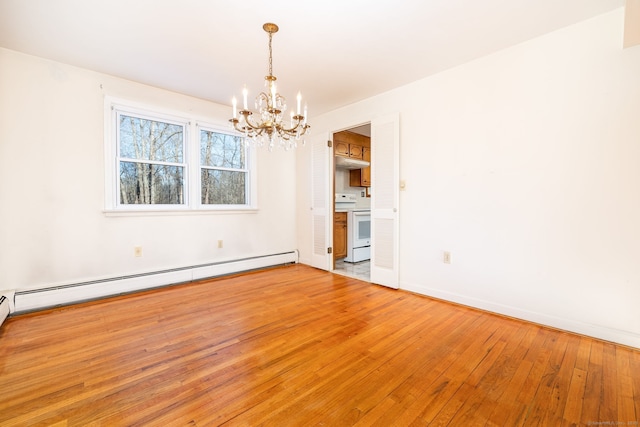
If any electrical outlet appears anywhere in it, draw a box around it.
[218,240,223,249]
[443,251,452,264]
[134,246,143,257]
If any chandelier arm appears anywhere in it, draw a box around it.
[230,114,264,137]
[279,117,303,134]
[231,121,249,135]
[231,120,253,136]
[257,91,270,106]
[240,112,265,133]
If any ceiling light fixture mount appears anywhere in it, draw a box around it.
[230,22,310,150]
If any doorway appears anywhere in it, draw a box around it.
[309,114,398,288]
[332,123,371,282]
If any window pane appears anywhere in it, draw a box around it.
[201,169,246,205]
[200,130,245,169]
[119,115,184,163]
[120,161,184,204]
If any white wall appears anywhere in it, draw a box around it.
[297,8,640,347]
[0,48,297,292]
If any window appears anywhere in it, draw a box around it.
[106,99,255,212]
[117,113,186,206]
[200,128,248,206]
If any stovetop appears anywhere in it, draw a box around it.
[335,193,370,212]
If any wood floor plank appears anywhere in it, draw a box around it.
[632,351,640,424]
[0,264,638,426]
[615,347,638,424]
[581,340,605,427]
[548,334,581,423]
[599,343,619,423]
[563,367,588,424]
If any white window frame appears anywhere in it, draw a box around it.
[115,107,189,210]
[104,97,257,214]
[197,123,253,210]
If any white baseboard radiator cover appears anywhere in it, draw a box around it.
[0,296,9,328]
[13,251,297,314]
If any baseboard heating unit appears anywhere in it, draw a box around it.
[13,251,297,314]
[0,296,9,328]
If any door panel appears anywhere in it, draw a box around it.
[310,132,332,271]
[370,114,400,289]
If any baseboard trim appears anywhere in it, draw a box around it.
[0,296,9,328]
[401,282,640,350]
[13,251,298,314]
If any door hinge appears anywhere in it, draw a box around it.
[327,247,333,254]
[327,140,333,148]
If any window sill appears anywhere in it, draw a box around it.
[103,208,258,217]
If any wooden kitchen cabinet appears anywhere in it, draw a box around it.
[348,144,363,159]
[334,140,350,157]
[333,211,347,260]
[334,129,371,188]
[349,146,371,187]
[333,131,369,160]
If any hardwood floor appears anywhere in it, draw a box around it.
[0,264,638,426]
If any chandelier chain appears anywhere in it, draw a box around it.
[268,31,273,77]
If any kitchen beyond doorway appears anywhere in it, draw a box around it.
[333,123,371,280]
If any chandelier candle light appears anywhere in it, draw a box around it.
[230,23,310,150]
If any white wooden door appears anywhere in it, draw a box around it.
[370,113,400,288]
[309,132,332,271]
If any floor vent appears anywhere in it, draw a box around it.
[0,296,9,328]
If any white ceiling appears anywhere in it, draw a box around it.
[0,0,624,116]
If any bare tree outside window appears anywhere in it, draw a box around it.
[200,130,248,205]
[118,115,185,205]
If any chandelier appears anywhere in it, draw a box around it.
[230,23,310,150]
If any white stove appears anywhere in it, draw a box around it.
[335,193,357,211]
[335,193,371,262]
